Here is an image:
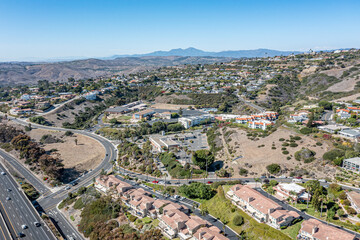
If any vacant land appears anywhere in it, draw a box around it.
[28,128,105,171]
[7,121,105,173]
[44,99,100,127]
[218,126,336,178]
[151,102,193,110]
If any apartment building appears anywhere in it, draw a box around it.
[227,185,300,229]
[343,157,360,172]
[274,183,310,202]
[346,191,360,213]
[248,119,274,130]
[95,175,133,194]
[95,175,229,240]
[298,219,355,240]
[178,115,214,129]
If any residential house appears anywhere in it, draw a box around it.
[193,226,228,240]
[298,219,355,240]
[159,209,190,239]
[227,185,300,229]
[274,183,310,202]
[94,175,133,194]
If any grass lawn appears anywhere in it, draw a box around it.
[291,202,359,232]
[201,186,291,240]
[282,220,303,239]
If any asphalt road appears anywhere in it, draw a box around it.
[236,93,265,112]
[0,162,56,240]
[115,175,239,240]
[1,117,117,240]
[0,211,12,240]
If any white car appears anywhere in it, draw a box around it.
[21,225,27,229]
[1,172,5,175]
[65,186,71,190]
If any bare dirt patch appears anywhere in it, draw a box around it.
[218,126,336,178]
[151,103,192,110]
[6,121,105,172]
[30,129,105,171]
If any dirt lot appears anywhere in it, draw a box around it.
[6,121,105,172]
[151,103,192,110]
[28,128,105,171]
[217,126,337,178]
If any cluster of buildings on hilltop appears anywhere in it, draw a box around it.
[233,111,278,130]
[95,175,229,240]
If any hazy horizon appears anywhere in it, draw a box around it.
[1,0,359,61]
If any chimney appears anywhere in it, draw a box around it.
[312,226,318,235]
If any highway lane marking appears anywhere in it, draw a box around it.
[0,220,8,240]
[0,201,17,237]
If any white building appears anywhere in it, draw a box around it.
[178,115,214,129]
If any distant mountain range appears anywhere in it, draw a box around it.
[0,56,234,85]
[107,47,302,59]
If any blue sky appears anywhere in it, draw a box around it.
[0,0,359,61]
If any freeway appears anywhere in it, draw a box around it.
[0,211,12,240]
[0,162,56,240]
[0,116,117,240]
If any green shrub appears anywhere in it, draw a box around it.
[266,164,281,174]
[300,127,313,135]
[232,214,244,226]
[282,151,289,155]
[239,168,248,176]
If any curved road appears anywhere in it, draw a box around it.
[0,116,117,240]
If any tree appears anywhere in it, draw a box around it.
[311,189,321,211]
[266,164,281,174]
[178,108,183,116]
[319,100,333,110]
[74,138,78,145]
[192,150,215,170]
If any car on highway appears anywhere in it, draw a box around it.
[21,225,27,229]
[207,181,213,184]
[17,232,25,238]
[152,180,159,184]
[295,176,303,179]
[6,197,10,201]
[6,188,11,192]
[34,222,41,227]
[65,186,71,190]
[1,171,6,175]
